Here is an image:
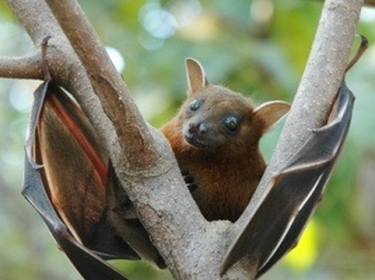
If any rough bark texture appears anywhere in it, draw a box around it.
[0,0,364,279]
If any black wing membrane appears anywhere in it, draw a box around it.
[22,37,167,280]
[23,153,130,280]
[221,79,355,277]
[221,35,368,277]
[23,77,135,280]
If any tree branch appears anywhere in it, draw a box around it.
[0,51,43,80]
[45,0,161,175]
[236,0,364,239]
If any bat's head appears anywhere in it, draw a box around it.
[179,58,290,153]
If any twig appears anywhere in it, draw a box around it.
[0,52,42,80]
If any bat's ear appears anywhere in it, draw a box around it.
[185,58,208,96]
[254,101,290,132]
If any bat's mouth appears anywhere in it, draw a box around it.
[184,134,207,149]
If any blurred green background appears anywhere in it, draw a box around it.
[1,0,375,279]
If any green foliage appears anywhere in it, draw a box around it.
[1,1,375,279]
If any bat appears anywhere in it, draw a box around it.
[220,35,368,277]
[23,37,164,280]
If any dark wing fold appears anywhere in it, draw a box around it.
[221,81,355,277]
[23,155,129,280]
[23,79,137,280]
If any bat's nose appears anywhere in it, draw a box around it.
[188,121,207,135]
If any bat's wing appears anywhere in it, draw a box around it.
[23,79,136,280]
[23,153,129,280]
[221,80,355,277]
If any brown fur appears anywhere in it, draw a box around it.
[161,59,289,222]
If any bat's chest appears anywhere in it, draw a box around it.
[184,163,260,222]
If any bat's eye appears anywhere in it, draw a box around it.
[188,99,201,112]
[223,115,240,133]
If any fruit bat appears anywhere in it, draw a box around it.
[23,37,164,280]
[22,34,366,280]
[220,35,368,277]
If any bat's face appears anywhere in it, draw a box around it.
[180,85,258,151]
